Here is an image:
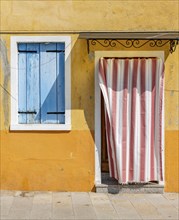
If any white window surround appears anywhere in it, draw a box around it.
[94,51,165,185]
[10,36,71,131]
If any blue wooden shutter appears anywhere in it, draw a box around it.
[40,43,65,124]
[18,43,40,124]
[18,42,65,124]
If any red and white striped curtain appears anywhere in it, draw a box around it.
[99,58,164,183]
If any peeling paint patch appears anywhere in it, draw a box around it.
[0,38,10,129]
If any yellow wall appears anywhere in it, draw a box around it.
[0,0,179,192]
[0,1,178,32]
[164,49,179,192]
[0,36,95,191]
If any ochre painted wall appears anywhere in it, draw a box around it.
[164,50,179,192]
[0,0,179,192]
[0,0,178,32]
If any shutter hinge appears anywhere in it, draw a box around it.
[18,111,37,114]
[46,50,65,53]
[18,50,37,53]
[47,111,65,114]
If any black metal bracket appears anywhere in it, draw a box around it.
[87,39,178,54]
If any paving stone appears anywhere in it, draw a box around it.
[53,192,72,204]
[90,193,118,219]
[92,205,119,219]
[5,196,33,220]
[52,192,74,219]
[30,204,52,219]
[71,192,92,206]
[0,195,14,216]
[89,192,110,204]
[73,204,97,219]
[95,205,119,219]
[9,196,33,210]
[29,192,52,219]
[0,215,10,219]
[157,208,178,219]
[108,193,129,201]
[163,193,179,200]
[53,205,74,219]
[72,193,96,219]
[129,195,168,219]
[110,196,142,219]
[163,193,179,209]
[5,209,31,220]
[144,194,178,219]
[0,191,15,197]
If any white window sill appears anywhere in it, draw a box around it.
[10,124,71,131]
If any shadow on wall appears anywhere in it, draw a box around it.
[0,38,10,130]
[71,39,95,133]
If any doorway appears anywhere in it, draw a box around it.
[94,51,164,185]
[101,93,109,173]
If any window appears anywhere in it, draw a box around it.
[11,36,71,130]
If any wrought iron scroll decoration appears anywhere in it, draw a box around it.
[88,39,178,54]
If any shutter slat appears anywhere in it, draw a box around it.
[57,43,65,124]
[40,43,58,123]
[18,43,27,123]
[26,43,40,123]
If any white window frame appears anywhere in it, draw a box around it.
[94,51,165,185]
[10,36,71,131]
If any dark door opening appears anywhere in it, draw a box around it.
[101,93,109,173]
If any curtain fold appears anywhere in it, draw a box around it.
[99,58,164,183]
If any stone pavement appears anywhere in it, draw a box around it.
[0,191,178,220]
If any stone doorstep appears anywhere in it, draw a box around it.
[95,184,164,194]
[95,184,109,193]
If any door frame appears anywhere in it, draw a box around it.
[94,50,165,185]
